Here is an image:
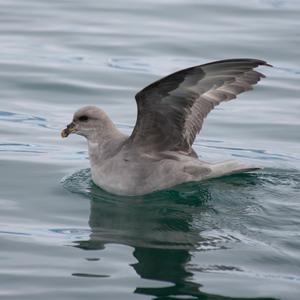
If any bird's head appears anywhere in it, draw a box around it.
[61,106,110,141]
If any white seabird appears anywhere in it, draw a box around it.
[61,58,271,196]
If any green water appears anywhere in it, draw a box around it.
[0,1,299,299]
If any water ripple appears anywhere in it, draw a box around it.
[0,110,50,129]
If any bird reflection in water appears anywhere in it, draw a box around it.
[67,169,274,300]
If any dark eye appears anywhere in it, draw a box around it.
[78,115,89,122]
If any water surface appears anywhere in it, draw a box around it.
[0,0,300,299]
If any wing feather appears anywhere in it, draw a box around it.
[129,58,271,153]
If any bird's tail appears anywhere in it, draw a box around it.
[207,160,262,179]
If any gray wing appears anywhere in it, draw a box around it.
[129,58,271,153]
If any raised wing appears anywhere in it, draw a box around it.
[129,59,270,153]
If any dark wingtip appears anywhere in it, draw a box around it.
[202,58,273,69]
[257,60,273,67]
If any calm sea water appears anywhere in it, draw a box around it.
[0,0,299,299]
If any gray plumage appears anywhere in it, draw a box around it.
[62,58,270,196]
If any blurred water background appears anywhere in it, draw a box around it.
[0,0,299,299]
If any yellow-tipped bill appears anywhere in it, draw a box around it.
[61,122,76,138]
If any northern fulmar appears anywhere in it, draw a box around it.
[61,58,270,196]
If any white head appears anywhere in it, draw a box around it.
[61,106,116,142]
